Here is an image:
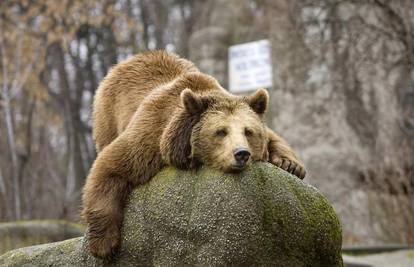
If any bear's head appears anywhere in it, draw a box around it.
[160,88,269,173]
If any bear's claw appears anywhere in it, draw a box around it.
[270,156,306,180]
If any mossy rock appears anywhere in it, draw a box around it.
[0,220,85,255]
[0,163,343,266]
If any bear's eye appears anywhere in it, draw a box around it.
[215,129,227,137]
[245,128,254,137]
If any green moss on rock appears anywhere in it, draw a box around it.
[0,163,343,266]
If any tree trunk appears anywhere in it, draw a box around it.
[51,42,86,194]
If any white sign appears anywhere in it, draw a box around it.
[228,39,273,93]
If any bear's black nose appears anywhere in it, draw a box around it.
[234,148,251,166]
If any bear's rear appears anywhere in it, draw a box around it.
[92,51,199,152]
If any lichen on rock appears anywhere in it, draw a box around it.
[0,163,343,266]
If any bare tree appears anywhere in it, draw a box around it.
[0,21,42,219]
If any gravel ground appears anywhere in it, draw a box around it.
[343,250,414,267]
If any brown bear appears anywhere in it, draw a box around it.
[82,51,306,258]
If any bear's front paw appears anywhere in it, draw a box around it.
[85,212,120,258]
[88,229,120,259]
[270,156,306,179]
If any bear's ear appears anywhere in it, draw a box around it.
[181,89,207,115]
[246,88,269,115]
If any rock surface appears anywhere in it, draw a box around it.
[0,163,343,266]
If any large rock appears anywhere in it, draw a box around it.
[0,163,343,266]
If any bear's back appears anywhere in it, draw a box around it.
[93,51,199,152]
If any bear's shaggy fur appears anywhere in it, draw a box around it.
[82,51,305,258]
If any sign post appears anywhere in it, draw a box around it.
[228,39,273,93]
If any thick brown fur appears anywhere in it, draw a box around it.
[82,51,305,258]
